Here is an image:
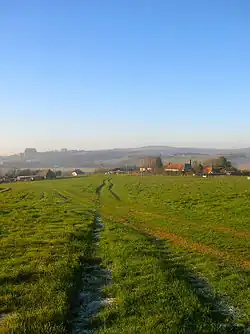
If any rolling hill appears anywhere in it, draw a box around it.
[0,146,250,170]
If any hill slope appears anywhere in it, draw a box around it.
[1,146,250,169]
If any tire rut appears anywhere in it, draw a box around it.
[107,179,120,201]
[0,187,11,193]
[54,190,71,201]
[70,181,114,333]
[112,220,248,332]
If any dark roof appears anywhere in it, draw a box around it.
[72,169,84,174]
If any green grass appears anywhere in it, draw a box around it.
[0,177,101,333]
[98,220,241,333]
[0,175,249,332]
[99,176,250,328]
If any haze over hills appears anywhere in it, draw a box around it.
[1,146,250,171]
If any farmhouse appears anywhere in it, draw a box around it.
[39,169,56,180]
[203,166,223,175]
[139,156,156,172]
[165,160,192,173]
[139,156,163,172]
[24,148,37,157]
[17,175,34,182]
[203,167,213,174]
[72,169,85,176]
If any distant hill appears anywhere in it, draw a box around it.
[1,146,250,170]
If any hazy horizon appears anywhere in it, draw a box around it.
[1,1,250,155]
[1,141,250,156]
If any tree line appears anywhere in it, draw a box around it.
[192,156,245,174]
[2,169,62,178]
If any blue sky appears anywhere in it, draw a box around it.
[0,0,250,153]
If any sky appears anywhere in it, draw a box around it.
[0,0,250,154]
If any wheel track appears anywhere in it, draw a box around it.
[53,190,70,201]
[72,178,249,332]
[109,218,248,332]
[107,178,120,201]
[0,187,11,193]
[70,180,114,333]
[152,237,242,329]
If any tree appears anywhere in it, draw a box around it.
[241,170,250,176]
[156,156,163,169]
[204,156,232,170]
[5,168,17,178]
[46,170,56,180]
[216,156,231,168]
[94,168,108,174]
[192,160,203,174]
[55,170,62,177]
[0,168,4,177]
[16,169,32,176]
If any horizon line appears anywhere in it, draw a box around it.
[1,144,250,157]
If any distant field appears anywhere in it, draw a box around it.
[0,175,249,333]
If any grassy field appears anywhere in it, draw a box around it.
[0,175,249,333]
[0,177,101,333]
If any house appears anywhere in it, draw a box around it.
[16,175,34,182]
[203,166,223,175]
[39,169,56,180]
[16,175,43,181]
[72,169,85,177]
[203,167,213,174]
[24,148,37,157]
[139,156,162,172]
[0,176,8,183]
[139,156,157,171]
[165,160,192,173]
[165,163,185,172]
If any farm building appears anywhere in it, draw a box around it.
[24,148,37,157]
[139,156,163,172]
[165,160,192,173]
[16,175,42,181]
[72,169,85,176]
[39,169,56,180]
[203,167,213,174]
[203,166,224,175]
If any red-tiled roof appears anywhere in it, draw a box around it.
[166,163,184,170]
[203,167,212,173]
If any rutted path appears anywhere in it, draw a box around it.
[95,179,106,200]
[71,180,114,333]
[107,179,120,201]
[54,190,70,201]
[0,187,11,193]
[100,178,249,332]
[70,178,249,332]
[105,214,250,271]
